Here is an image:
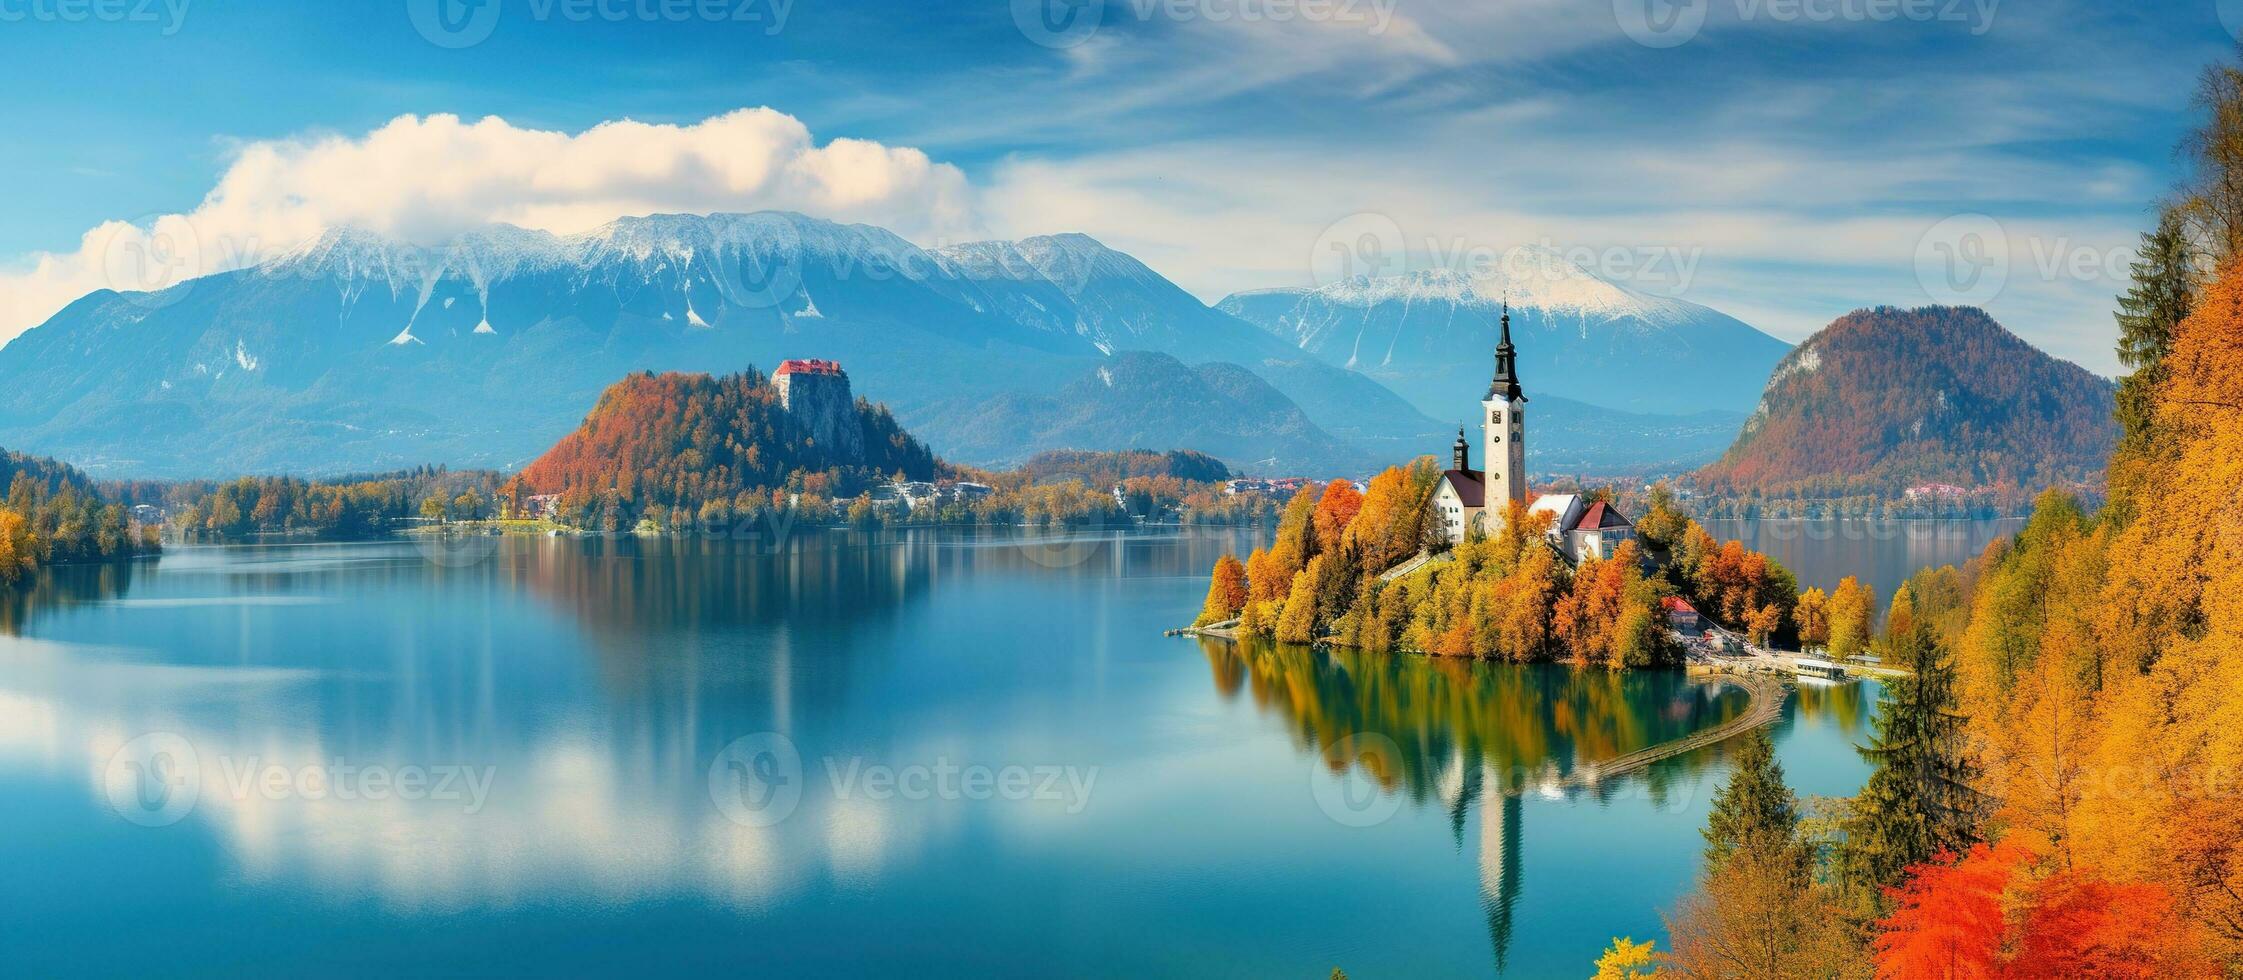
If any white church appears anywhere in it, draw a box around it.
[1431,305,1638,564]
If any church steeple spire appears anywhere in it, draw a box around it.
[1489,299,1524,402]
[1453,425,1471,472]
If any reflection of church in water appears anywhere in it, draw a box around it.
[1439,755,1524,973]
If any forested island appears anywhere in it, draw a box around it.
[1191,470,1870,672]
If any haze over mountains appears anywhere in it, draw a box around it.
[0,211,1778,479]
[1218,253,1790,417]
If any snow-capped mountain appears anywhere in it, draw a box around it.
[1218,248,1790,417]
[0,213,1441,477]
[0,214,1772,477]
[933,233,1290,364]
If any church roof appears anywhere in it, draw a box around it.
[1440,469,1486,508]
[1576,501,1634,531]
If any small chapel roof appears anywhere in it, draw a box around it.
[1440,469,1486,508]
[1576,501,1634,531]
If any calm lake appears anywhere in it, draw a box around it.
[0,522,1941,977]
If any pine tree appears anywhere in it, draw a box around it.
[2112,207,2196,451]
[1703,728,1804,874]
[1841,624,1983,903]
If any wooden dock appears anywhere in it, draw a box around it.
[1560,672,1789,789]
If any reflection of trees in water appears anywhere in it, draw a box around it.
[0,558,142,635]
[1201,638,1748,800]
[1789,677,1874,737]
[1201,638,1755,975]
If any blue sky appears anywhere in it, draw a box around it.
[0,0,2234,372]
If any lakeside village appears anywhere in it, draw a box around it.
[1185,306,1886,684]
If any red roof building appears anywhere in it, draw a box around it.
[774,358,846,377]
[1576,501,1633,532]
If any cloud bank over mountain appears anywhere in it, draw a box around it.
[0,108,979,346]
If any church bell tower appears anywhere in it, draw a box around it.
[1483,302,1528,511]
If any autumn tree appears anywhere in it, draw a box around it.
[1794,587,1831,652]
[1590,937,1660,979]
[0,510,28,585]
[2178,59,2243,262]
[1870,838,2025,979]
[1274,560,1322,644]
[1267,486,1323,583]
[1244,547,1286,604]
[1635,481,1690,549]
[1311,478,1363,553]
[1668,728,1860,978]
[1194,554,1248,627]
[1827,576,1876,661]
[1881,584,1916,652]
[1874,837,2204,978]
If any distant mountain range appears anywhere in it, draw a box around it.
[0,212,1770,479]
[1218,252,1791,417]
[1690,306,2117,498]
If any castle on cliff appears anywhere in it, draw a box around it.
[773,358,864,458]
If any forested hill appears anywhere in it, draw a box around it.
[1691,306,2116,499]
[514,367,937,522]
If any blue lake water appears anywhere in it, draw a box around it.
[0,528,1891,977]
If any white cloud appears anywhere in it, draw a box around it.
[0,108,978,346]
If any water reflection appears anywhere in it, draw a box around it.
[0,558,144,635]
[1203,638,1753,968]
[0,528,1889,977]
[1201,637,1879,971]
[1202,638,1751,800]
